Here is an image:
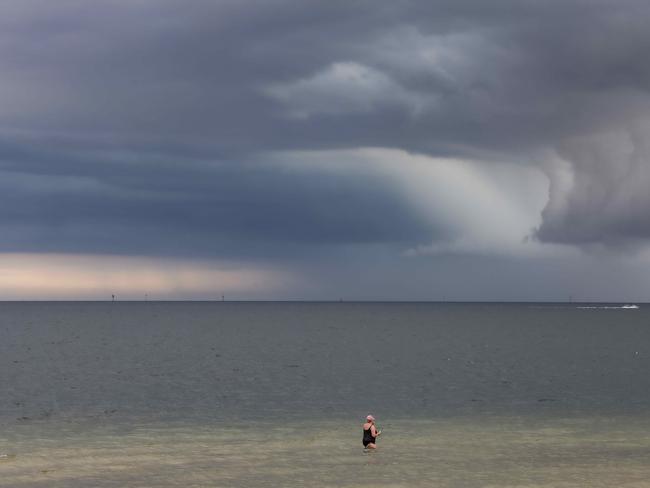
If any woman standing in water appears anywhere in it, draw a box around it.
[362,414,381,449]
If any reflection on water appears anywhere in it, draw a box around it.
[3,415,650,487]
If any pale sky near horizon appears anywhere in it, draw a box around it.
[3,1,650,300]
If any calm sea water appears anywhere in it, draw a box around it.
[2,302,650,487]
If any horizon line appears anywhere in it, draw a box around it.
[0,299,645,304]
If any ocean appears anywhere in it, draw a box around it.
[2,302,650,487]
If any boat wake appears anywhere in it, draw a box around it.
[577,304,640,310]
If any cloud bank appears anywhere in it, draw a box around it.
[2,1,650,298]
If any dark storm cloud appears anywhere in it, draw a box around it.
[0,137,433,257]
[2,0,650,256]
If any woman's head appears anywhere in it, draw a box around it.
[366,414,375,423]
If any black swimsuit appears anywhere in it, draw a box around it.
[363,426,376,447]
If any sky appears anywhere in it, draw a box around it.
[2,0,650,300]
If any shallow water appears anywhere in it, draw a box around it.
[2,302,650,486]
[4,415,650,487]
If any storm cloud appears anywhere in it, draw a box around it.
[2,0,650,298]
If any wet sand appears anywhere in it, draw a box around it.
[3,415,650,487]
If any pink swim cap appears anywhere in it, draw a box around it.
[366,414,375,421]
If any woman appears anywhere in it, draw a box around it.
[362,414,381,449]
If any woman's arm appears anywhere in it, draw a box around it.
[371,425,381,436]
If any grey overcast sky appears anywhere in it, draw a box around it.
[2,0,650,300]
